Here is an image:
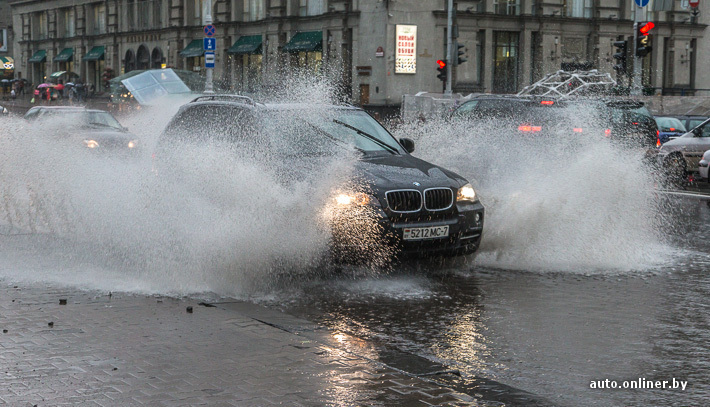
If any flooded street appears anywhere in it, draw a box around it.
[259,195,710,406]
[1,92,708,406]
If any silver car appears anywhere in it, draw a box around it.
[657,117,710,174]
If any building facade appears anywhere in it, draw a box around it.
[8,0,709,106]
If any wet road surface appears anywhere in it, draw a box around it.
[259,194,710,406]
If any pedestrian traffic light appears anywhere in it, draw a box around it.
[613,40,627,75]
[436,60,447,82]
[454,41,467,66]
[636,21,654,57]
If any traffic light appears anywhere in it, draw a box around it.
[612,40,627,75]
[436,59,447,82]
[636,21,654,57]
[454,41,467,66]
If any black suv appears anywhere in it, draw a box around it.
[155,95,484,260]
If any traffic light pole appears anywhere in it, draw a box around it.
[632,6,642,96]
[445,0,453,96]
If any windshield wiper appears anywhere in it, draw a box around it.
[332,119,399,155]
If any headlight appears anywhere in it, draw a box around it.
[456,183,477,202]
[127,140,137,149]
[84,139,99,149]
[334,192,379,206]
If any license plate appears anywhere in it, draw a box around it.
[402,226,449,240]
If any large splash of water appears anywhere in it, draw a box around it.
[395,106,669,272]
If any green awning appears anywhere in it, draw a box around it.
[282,31,322,53]
[82,46,105,61]
[53,48,74,62]
[50,71,67,78]
[28,50,47,63]
[227,35,262,55]
[180,40,205,58]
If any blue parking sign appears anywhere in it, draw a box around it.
[634,0,649,7]
[203,37,216,51]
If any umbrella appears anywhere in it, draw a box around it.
[65,82,75,86]
[37,83,55,88]
[1,79,9,83]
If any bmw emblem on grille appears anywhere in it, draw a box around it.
[413,182,421,187]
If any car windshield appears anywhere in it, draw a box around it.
[35,110,124,130]
[655,117,686,132]
[262,109,402,156]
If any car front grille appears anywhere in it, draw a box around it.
[386,190,422,213]
[424,188,453,211]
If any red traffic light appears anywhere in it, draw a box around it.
[436,59,447,68]
[640,22,655,35]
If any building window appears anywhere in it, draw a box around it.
[494,0,520,16]
[127,0,135,29]
[299,0,325,16]
[34,12,47,40]
[63,8,75,37]
[153,0,163,27]
[493,31,519,93]
[137,0,150,28]
[563,0,593,17]
[244,0,265,21]
[93,4,106,34]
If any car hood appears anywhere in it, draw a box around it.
[354,154,467,191]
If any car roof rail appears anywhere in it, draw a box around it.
[190,94,256,106]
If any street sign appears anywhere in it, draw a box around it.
[203,24,215,37]
[689,0,699,7]
[205,52,215,68]
[203,37,216,51]
[634,0,650,6]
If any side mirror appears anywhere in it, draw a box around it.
[693,128,703,137]
[399,138,415,153]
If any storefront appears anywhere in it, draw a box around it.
[282,31,323,73]
[83,46,105,91]
[53,47,74,73]
[180,40,205,73]
[227,35,263,91]
[28,50,47,84]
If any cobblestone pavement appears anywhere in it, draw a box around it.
[0,282,480,406]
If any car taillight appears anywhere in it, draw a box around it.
[540,101,554,105]
[519,125,542,132]
[669,127,675,131]
[573,128,583,133]
[656,136,661,148]
[632,122,639,125]
[657,129,660,136]
[604,129,611,137]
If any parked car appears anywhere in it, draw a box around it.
[156,95,485,260]
[23,106,139,154]
[669,115,708,134]
[655,116,687,144]
[657,117,710,178]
